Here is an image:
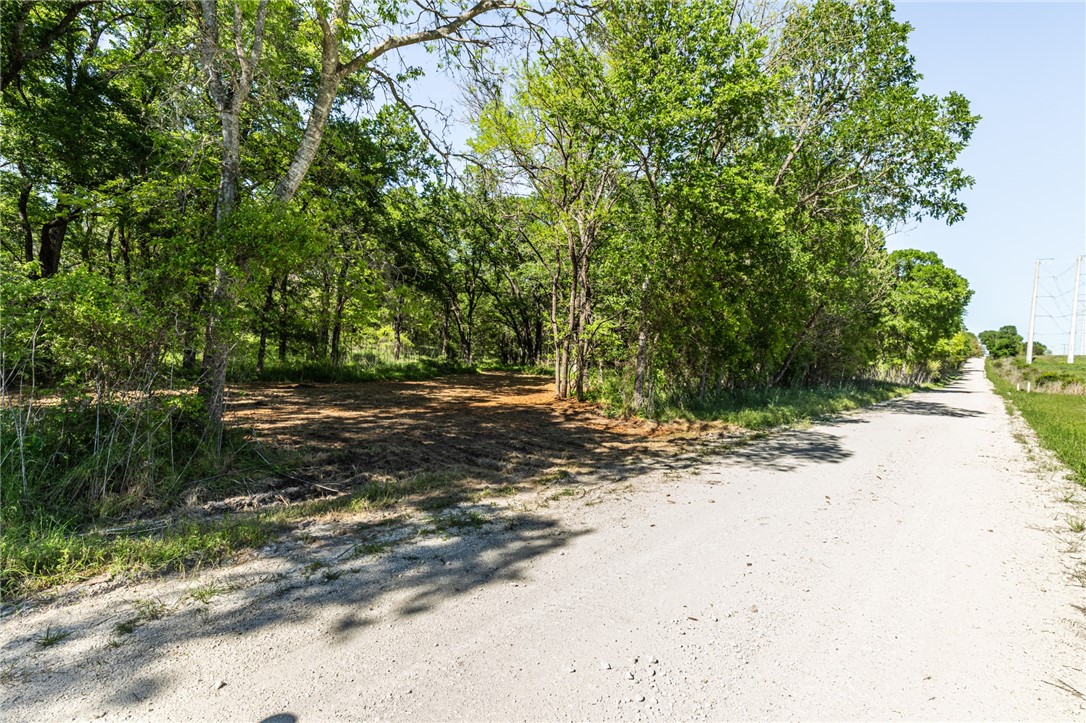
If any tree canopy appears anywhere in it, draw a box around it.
[3,0,979,511]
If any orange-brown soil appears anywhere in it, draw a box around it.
[226,372,725,503]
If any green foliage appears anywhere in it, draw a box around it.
[2,0,982,594]
[881,249,974,367]
[993,355,1086,392]
[978,326,1025,359]
[1,515,279,599]
[593,372,912,428]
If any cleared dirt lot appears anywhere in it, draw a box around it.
[224,372,721,507]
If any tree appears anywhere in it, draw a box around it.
[881,249,973,367]
[472,38,619,398]
[763,0,978,384]
[978,326,1024,359]
[192,0,568,432]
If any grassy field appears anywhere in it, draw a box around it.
[1028,355,1086,378]
[987,358,1085,485]
[989,355,1086,392]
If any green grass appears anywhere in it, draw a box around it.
[1,516,281,600]
[189,581,225,604]
[423,510,489,537]
[993,355,1086,391]
[987,359,1086,484]
[652,381,915,429]
[1027,355,1086,378]
[475,361,553,376]
[35,627,72,648]
[0,464,470,600]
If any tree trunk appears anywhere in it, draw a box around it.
[104,226,116,282]
[440,304,450,359]
[392,298,404,362]
[180,286,206,371]
[632,277,652,412]
[199,266,234,447]
[198,98,243,439]
[771,301,826,387]
[273,70,339,203]
[632,325,651,412]
[550,247,569,398]
[277,275,289,361]
[18,182,33,265]
[330,255,350,365]
[118,219,131,284]
[38,211,71,278]
[257,279,276,373]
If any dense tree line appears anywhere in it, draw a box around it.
[2,0,977,442]
[978,326,1047,359]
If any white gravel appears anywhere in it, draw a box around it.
[3,359,1084,721]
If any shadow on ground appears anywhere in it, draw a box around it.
[716,429,852,472]
[880,397,984,419]
[216,372,715,514]
[1,505,586,717]
[3,373,989,717]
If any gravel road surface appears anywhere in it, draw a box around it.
[3,359,1083,721]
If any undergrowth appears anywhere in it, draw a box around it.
[990,356,1086,394]
[653,382,914,428]
[475,361,553,377]
[0,388,288,601]
[589,371,915,428]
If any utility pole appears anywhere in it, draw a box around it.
[1070,255,1083,363]
[1026,259,1041,364]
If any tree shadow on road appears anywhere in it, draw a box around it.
[880,397,984,418]
[1,505,587,718]
[715,429,852,472]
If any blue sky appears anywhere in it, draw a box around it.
[889,1,1085,352]
[401,1,1086,352]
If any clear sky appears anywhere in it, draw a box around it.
[889,1,1086,353]
[401,1,1086,353]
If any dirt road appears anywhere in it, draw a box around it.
[3,360,1084,720]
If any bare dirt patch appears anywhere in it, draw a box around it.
[222,371,727,511]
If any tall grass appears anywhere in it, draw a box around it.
[987,359,1086,484]
[991,356,1086,394]
[654,381,914,428]
[588,368,915,428]
[0,357,475,600]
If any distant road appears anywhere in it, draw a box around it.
[4,360,1084,720]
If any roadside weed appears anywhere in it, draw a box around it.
[35,627,72,648]
[189,581,225,604]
